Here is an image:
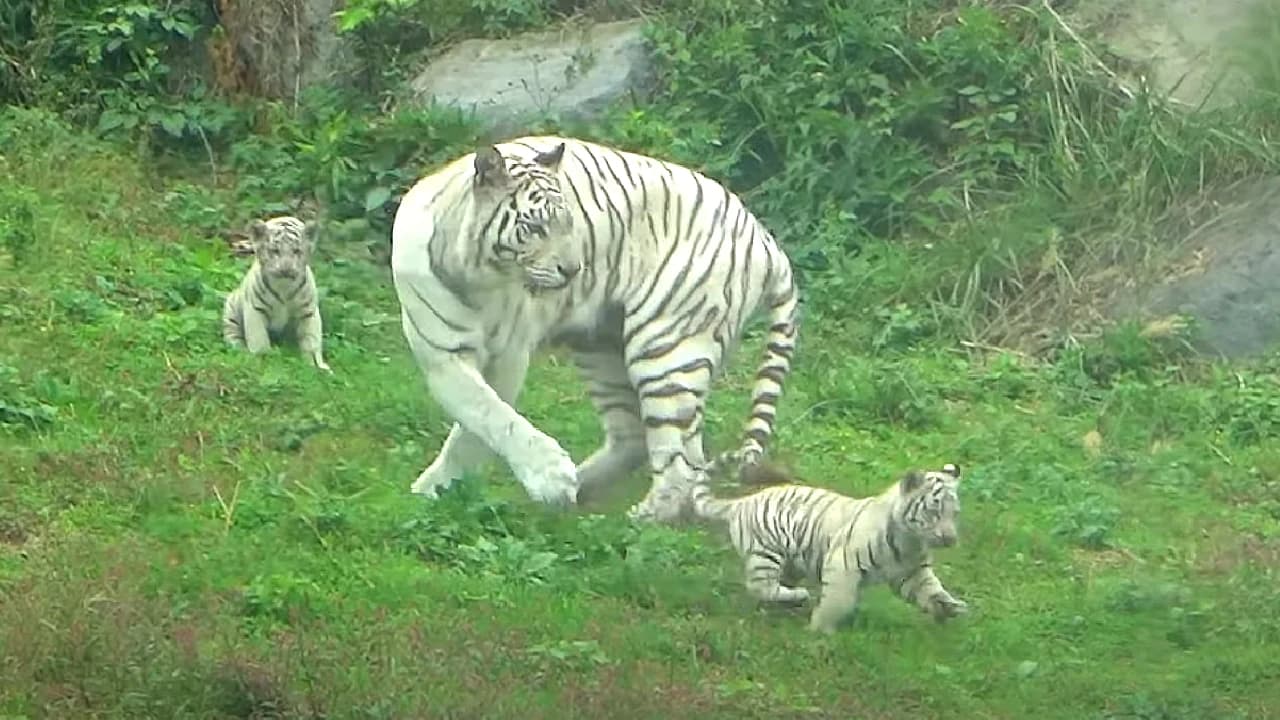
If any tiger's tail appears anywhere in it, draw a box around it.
[707,259,799,481]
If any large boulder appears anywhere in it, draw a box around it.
[1125,177,1280,358]
[406,19,655,135]
[1070,0,1254,109]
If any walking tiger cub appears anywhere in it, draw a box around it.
[691,462,968,634]
[221,216,331,373]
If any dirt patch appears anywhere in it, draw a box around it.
[0,515,30,547]
[1196,524,1280,575]
[1072,547,1143,573]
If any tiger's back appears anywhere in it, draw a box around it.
[716,484,866,582]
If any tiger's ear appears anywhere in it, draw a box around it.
[534,142,566,169]
[302,220,318,250]
[248,219,270,248]
[899,470,926,494]
[474,145,510,187]
[942,463,961,480]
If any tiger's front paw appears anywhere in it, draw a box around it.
[930,594,969,623]
[514,437,579,507]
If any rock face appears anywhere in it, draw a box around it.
[214,0,354,101]
[406,19,655,136]
[1128,177,1280,358]
[1071,0,1254,109]
[1060,0,1279,357]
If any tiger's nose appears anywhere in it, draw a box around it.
[558,260,582,278]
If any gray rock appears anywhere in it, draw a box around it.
[1069,0,1254,109]
[407,19,655,136]
[1128,177,1280,358]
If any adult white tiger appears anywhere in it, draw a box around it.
[390,136,799,522]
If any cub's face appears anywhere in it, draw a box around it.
[251,216,313,282]
[472,142,580,291]
[897,463,962,548]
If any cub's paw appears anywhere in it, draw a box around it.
[930,594,969,622]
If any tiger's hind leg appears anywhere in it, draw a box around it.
[572,348,648,505]
[744,552,811,605]
[809,569,863,635]
[624,336,718,524]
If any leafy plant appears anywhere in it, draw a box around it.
[0,363,58,431]
[1217,371,1280,445]
[0,184,37,265]
[1053,496,1121,550]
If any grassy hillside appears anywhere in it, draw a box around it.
[3,0,1280,717]
[3,108,1280,719]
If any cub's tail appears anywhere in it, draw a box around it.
[689,480,734,522]
[690,460,795,522]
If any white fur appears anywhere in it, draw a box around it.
[222,216,330,373]
[692,466,967,634]
[390,137,798,520]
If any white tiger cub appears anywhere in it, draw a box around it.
[222,216,331,373]
[691,462,968,634]
[390,136,798,522]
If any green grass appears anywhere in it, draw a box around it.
[3,117,1280,720]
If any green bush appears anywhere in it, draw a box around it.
[7,0,1280,343]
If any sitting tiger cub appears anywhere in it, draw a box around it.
[691,461,968,634]
[221,216,331,373]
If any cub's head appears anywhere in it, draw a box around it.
[250,216,314,281]
[472,142,579,291]
[895,463,963,548]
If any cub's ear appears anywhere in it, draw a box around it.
[942,463,961,479]
[899,470,926,494]
[534,142,566,169]
[249,217,272,239]
[301,220,318,250]
[248,219,270,248]
[474,145,510,186]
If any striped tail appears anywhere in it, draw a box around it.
[708,263,799,481]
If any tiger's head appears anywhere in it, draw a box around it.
[472,142,580,292]
[895,463,963,548]
[250,216,314,282]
